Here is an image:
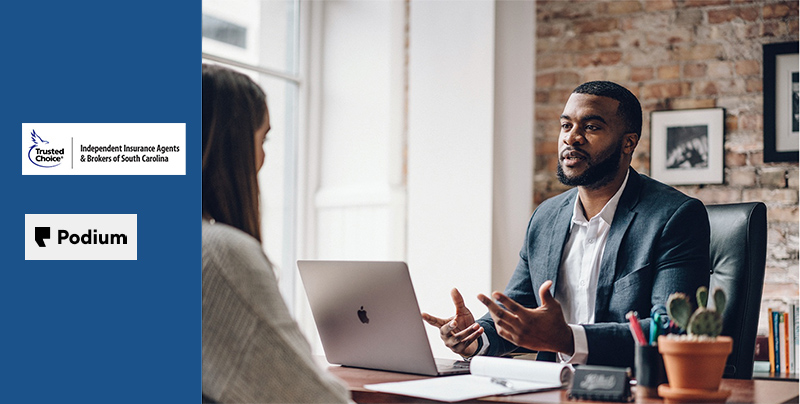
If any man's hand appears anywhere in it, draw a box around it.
[477,280,575,355]
[422,288,484,357]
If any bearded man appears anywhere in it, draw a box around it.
[423,81,710,368]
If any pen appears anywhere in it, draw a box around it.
[626,311,647,345]
[650,305,669,339]
[650,313,660,345]
[490,378,514,390]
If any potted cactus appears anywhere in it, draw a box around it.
[657,286,733,400]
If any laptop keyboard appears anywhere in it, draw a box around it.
[435,358,471,371]
[453,360,470,369]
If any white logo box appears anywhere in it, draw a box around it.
[25,214,137,260]
[22,123,185,175]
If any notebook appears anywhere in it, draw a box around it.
[297,260,470,376]
[365,356,571,402]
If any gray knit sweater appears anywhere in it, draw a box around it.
[202,221,350,403]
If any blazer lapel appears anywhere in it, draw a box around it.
[545,189,577,302]
[594,168,641,321]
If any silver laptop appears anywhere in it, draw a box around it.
[297,260,470,376]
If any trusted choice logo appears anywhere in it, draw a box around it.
[25,214,137,260]
[23,123,186,175]
[27,129,64,168]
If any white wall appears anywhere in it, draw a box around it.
[407,0,497,360]
[298,0,535,359]
[314,0,406,261]
[299,0,407,353]
[406,0,535,360]
[492,0,535,292]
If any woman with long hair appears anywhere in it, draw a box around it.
[202,64,350,403]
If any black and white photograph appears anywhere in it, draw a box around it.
[651,108,724,185]
[665,124,709,170]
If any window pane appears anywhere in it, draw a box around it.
[201,58,299,309]
[257,74,298,302]
[202,14,247,49]
[202,0,300,311]
[202,0,298,75]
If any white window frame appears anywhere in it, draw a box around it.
[202,0,305,314]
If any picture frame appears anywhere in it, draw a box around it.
[763,41,799,163]
[650,108,724,185]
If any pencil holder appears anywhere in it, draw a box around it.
[634,345,666,399]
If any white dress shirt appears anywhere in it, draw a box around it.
[557,170,629,364]
[474,171,630,365]
[473,171,630,362]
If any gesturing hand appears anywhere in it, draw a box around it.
[422,288,484,357]
[477,280,574,355]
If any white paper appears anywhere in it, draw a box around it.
[470,356,572,385]
[364,357,572,402]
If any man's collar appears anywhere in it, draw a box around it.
[571,170,631,225]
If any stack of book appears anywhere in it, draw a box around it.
[767,300,799,375]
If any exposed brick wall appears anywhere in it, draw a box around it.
[534,0,799,333]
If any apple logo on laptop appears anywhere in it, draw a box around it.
[357,306,370,324]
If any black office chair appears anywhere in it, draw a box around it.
[706,202,767,380]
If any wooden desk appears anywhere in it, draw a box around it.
[753,371,800,382]
[328,364,800,404]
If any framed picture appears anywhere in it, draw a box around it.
[764,41,800,163]
[650,108,724,185]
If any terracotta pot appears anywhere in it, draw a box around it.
[657,335,733,391]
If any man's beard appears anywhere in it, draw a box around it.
[557,140,623,190]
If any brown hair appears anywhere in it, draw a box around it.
[202,64,267,242]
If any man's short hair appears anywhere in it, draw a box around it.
[572,81,642,139]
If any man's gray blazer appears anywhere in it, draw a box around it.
[477,168,710,367]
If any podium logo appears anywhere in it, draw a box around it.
[26,214,137,260]
[35,227,50,247]
[34,227,128,247]
[28,130,64,168]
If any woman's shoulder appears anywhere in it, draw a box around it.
[202,220,276,307]
[203,220,260,251]
[202,220,270,270]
